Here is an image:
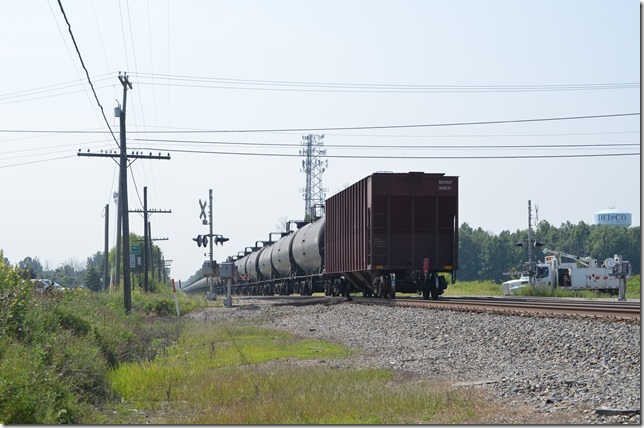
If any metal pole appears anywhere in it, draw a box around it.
[209,189,216,299]
[103,204,109,291]
[226,277,232,307]
[527,200,533,265]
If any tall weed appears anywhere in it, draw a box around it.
[0,265,204,424]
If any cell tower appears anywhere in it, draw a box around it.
[300,134,328,220]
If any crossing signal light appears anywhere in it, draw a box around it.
[193,235,209,247]
[215,236,229,246]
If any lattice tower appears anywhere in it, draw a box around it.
[300,134,328,220]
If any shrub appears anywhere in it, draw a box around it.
[0,251,31,340]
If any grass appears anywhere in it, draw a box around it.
[0,262,488,424]
[107,320,485,424]
[3,245,636,424]
[0,265,207,424]
[442,280,502,296]
[441,275,641,300]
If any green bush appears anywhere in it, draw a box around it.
[0,251,31,340]
[0,337,88,424]
[140,296,175,316]
[0,266,210,424]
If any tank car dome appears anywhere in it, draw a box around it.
[592,208,632,227]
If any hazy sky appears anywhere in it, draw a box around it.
[0,0,639,281]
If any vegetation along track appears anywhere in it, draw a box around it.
[350,296,640,323]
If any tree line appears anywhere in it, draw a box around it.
[5,221,640,289]
[458,221,640,283]
[3,232,169,292]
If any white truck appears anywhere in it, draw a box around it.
[503,248,631,296]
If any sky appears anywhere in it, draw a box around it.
[0,0,640,282]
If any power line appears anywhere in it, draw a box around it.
[0,113,638,135]
[130,72,639,93]
[131,146,639,160]
[0,155,77,169]
[157,113,638,133]
[0,75,112,101]
[132,138,639,150]
[56,0,119,148]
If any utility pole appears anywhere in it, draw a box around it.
[103,204,109,291]
[78,72,170,314]
[150,236,169,281]
[118,73,133,313]
[163,259,173,282]
[148,221,153,282]
[114,192,121,288]
[129,188,171,292]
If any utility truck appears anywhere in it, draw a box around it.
[503,248,631,296]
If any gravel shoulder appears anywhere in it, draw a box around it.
[185,297,641,424]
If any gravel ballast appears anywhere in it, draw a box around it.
[186,298,641,424]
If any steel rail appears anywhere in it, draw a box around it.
[350,296,640,322]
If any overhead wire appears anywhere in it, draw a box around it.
[127,146,639,159]
[146,0,163,212]
[55,0,120,148]
[0,112,638,135]
[124,0,154,212]
[90,0,119,101]
[126,112,638,133]
[0,75,112,102]
[131,138,638,150]
[130,72,639,93]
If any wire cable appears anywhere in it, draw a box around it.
[0,112,638,135]
[56,0,120,148]
[130,72,639,94]
[132,146,639,160]
[131,138,638,150]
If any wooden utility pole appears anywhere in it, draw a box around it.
[115,191,121,288]
[129,187,171,292]
[78,72,170,314]
[118,73,133,312]
[103,204,109,291]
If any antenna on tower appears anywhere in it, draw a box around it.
[535,203,539,225]
[299,134,328,220]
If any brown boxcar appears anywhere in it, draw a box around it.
[325,171,458,298]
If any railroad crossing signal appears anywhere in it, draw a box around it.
[192,234,228,247]
[214,235,229,246]
[199,199,207,225]
[193,235,209,247]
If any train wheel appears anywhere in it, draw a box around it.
[388,281,396,299]
[422,275,430,299]
[422,285,430,300]
[430,273,440,300]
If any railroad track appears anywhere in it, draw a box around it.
[238,294,640,322]
[351,296,641,322]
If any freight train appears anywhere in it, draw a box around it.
[183,171,459,299]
